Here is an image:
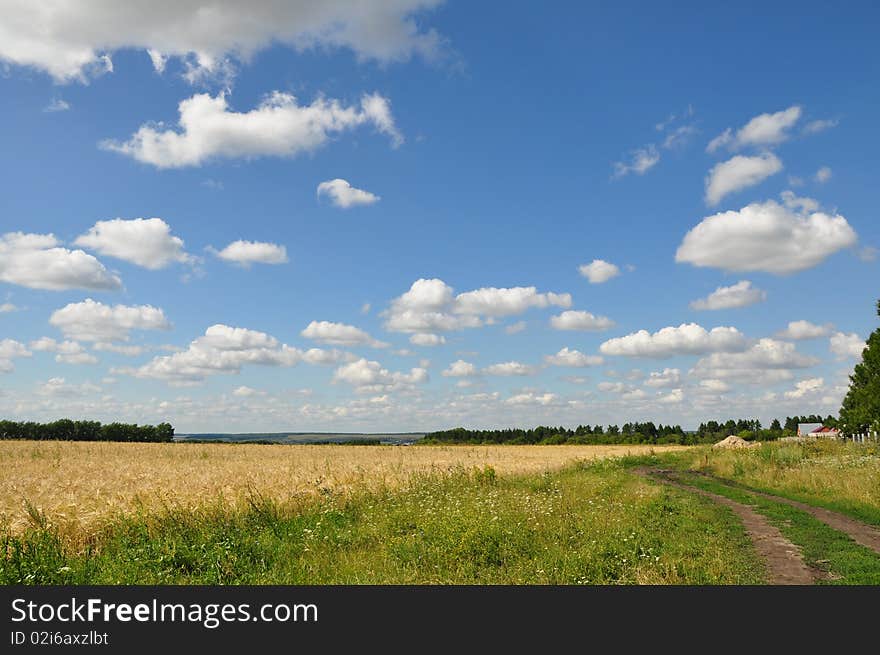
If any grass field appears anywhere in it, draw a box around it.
[0,441,686,543]
[3,439,879,585]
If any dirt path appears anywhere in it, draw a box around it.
[688,471,880,556]
[633,467,822,585]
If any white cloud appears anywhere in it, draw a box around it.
[301,320,387,348]
[802,119,838,135]
[38,377,101,397]
[44,98,70,113]
[0,303,17,313]
[600,323,747,358]
[49,298,171,342]
[780,190,820,213]
[815,166,832,183]
[74,218,192,270]
[122,324,315,385]
[442,360,478,377]
[699,379,730,393]
[784,377,824,400]
[550,310,615,331]
[317,179,380,208]
[505,392,558,406]
[705,153,782,206]
[778,320,833,340]
[578,259,620,284]
[93,342,146,356]
[707,106,802,152]
[483,361,537,376]
[232,386,265,397]
[0,232,121,291]
[101,91,402,168]
[690,338,818,382]
[0,339,31,373]
[409,333,446,347]
[644,368,681,388]
[658,388,684,404]
[830,332,865,359]
[544,348,603,368]
[383,278,569,334]
[675,200,858,274]
[29,337,98,365]
[0,1,445,82]
[613,144,660,178]
[332,358,428,391]
[505,321,526,335]
[454,286,570,317]
[212,240,288,267]
[690,280,767,311]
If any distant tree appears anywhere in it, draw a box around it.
[770,418,782,432]
[839,300,880,433]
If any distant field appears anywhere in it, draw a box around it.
[0,441,686,541]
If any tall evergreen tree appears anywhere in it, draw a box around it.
[839,300,880,433]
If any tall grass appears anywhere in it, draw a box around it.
[1,461,762,585]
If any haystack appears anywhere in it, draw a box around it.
[713,435,758,449]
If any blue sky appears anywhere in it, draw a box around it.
[0,1,878,432]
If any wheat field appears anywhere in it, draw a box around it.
[0,440,686,539]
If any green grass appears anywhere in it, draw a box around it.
[670,472,880,585]
[1,461,764,585]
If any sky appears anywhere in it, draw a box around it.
[0,1,878,433]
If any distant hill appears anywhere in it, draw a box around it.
[174,432,425,445]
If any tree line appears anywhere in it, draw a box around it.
[0,419,174,442]
[423,415,843,446]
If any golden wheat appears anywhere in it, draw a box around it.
[0,441,686,539]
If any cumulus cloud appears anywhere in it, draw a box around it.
[383,278,570,335]
[483,361,537,376]
[690,338,818,382]
[704,153,782,206]
[74,218,193,269]
[644,368,681,388]
[409,333,446,347]
[784,377,824,400]
[0,339,31,373]
[544,348,604,368]
[600,323,747,358]
[0,303,17,313]
[0,1,446,82]
[29,337,98,365]
[815,166,832,183]
[706,106,802,152]
[675,200,858,274]
[578,259,621,284]
[830,332,865,359]
[658,388,684,404]
[317,179,380,208]
[38,377,101,397]
[211,240,288,267]
[689,280,767,311]
[699,379,730,393]
[778,320,833,340]
[0,232,121,291]
[301,320,387,348]
[612,144,660,178]
[550,310,615,331]
[442,360,478,378]
[505,321,526,335]
[232,386,265,397]
[92,342,146,357]
[101,91,402,168]
[505,392,558,406]
[332,358,428,391]
[49,299,171,342]
[121,324,334,385]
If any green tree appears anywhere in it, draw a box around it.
[839,300,880,434]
